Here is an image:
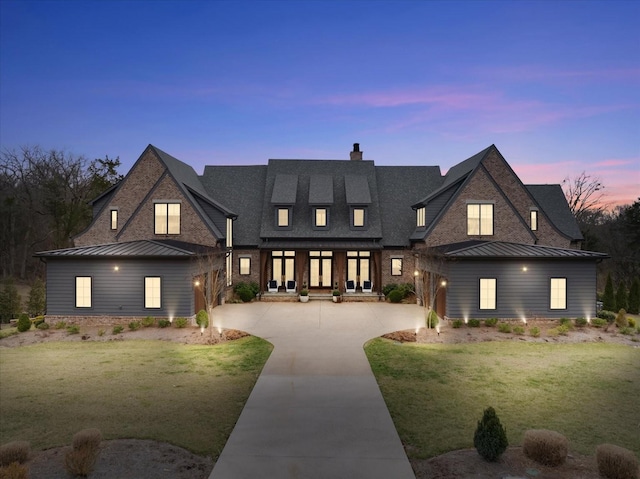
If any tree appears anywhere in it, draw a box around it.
[27,278,46,316]
[628,278,639,315]
[474,406,508,462]
[602,273,615,311]
[562,171,607,226]
[615,281,628,312]
[414,247,449,329]
[0,279,22,322]
[193,247,228,341]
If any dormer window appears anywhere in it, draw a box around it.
[314,207,328,228]
[352,207,366,228]
[416,207,426,228]
[155,202,180,235]
[530,210,538,231]
[276,207,291,228]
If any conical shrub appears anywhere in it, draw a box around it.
[474,406,508,461]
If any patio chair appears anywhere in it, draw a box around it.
[362,280,373,293]
[267,280,278,293]
[345,280,356,293]
[285,280,297,293]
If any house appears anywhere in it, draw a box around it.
[36,143,607,323]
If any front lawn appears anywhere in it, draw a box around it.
[0,337,272,457]
[365,339,639,458]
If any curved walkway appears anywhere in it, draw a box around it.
[209,301,423,479]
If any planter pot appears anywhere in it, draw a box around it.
[332,296,338,303]
[300,295,309,303]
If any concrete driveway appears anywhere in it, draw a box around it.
[209,301,424,479]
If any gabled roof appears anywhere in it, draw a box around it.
[36,240,214,257]
[527,185,583,241]
[438,241,608,259]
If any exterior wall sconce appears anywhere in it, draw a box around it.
[522,266,528,272]
[114,266,119,271]
[440,280,447,287]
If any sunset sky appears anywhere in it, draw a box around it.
[1,0,638,208]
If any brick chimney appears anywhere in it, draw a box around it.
[350,143,363,161]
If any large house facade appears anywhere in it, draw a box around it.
[37,143,607,323]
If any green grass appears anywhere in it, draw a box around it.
[0,327,19,339]
[0,337,272,458]
[365,339,640,459]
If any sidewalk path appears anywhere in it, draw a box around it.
[209,301,423,479]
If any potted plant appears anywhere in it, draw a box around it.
[299,289,309,303]
[332,290,341,303]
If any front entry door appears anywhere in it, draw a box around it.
[309,251,332,287]
[272,251,295,286]
[346,251,370,287]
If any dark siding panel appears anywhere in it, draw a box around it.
[447,259,596,320]
[46,258,194,317]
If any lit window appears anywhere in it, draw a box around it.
[239,257,251,275]
[145,277,161,309]
[479,278,496,310]
[315,208,327,227]
[155,203,180,235]
[467,204,493,235]
[75,277,92,308]
[391,258,403,276]
[550,278,566,309]
[530,210,538,231]
[416,207,426,228]
[353,208,365,227]
[110,210,118,230]
[277,208,289,227]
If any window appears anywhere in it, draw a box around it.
[391,258,403,276]
[155,203,180,235]
[239,257,251,275]
[550,278,567,310]
[314,208,327,228]
[110,209,118,230]
[416,207,426,228]
[530,210,538,231]
[277,207,290,228]
[467,203,494,236]
[145,277,161,309]
[352,207,365,228]
[75,276,92,308]
[479,278,496,310]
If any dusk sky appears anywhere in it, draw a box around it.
[1,0,638,208]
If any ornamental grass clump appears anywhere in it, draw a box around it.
[596,443,639,479]
[0,460,29,479]
[522,429,568,466]
[0,440,30,466]
[616,309,629,328]
[64,428,102,477]
[473,407,508,462]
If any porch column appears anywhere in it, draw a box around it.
[335,251,345,292]
[373,250,382,294]
[260,250,268,293]
[296,251,307,290]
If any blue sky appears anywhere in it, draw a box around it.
[1,0,638,207]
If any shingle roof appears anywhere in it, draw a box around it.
[309,175,334,204]
[35,240,212,257]
[439,241,607,259]
[271,174,299,204]
[527,185,583,241]
[344,175,372,204]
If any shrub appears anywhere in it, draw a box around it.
[602,273,615,311]
[468,319,481,327]
[31,316,45,327]
[452,319,463,328]
[142,316,155,327]
[174,317,188,328]
[513,325,525,335]
[530,326,541,338]
[574,317,588,327]
[498,323,512,334]
[158,319,171,328]
[382,283,398,297]
[591,318,607,328]
[0,279,22,323]
[547,327,560,337]
[37,322,50,330]
[196,310,209,329]
[388,289,403,303]
[628,317,636,328]
[64,428,102,477]
[0,440,30,466]
[112,325,124,334]
[16,313,31,333]
[615,309,629,328]
[234,282,257,302]
[596,443,639,479]
[597,310,616,322]
[473,406,508,462]
[0,461,29,478]
[27,278,46,317]
[484,318,498,327]
[619,327,634,336]
[396,283,414,299]
[559,317,571,325]
[66,325,80,335]
[628,277,639,314]
[426,309,439,328]
[557,324,569,336]
[128,321,141,331]
[523,429,568,466]
[97,328,105,337]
